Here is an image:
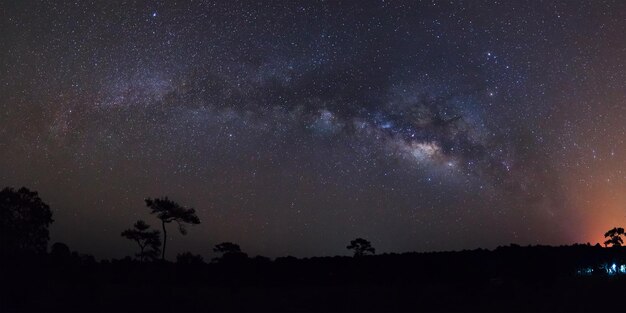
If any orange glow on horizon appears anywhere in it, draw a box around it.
[571,183,626,246]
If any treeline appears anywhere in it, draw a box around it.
[0,186,377,262]
[2,186,626,312]
[3,186,626,261]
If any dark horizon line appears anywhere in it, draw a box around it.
[46,241,615,262]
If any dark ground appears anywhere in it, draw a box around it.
[2,244,626,312]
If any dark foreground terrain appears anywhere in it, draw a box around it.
[2,244,626,312]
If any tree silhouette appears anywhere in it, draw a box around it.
[145,197,200,260]
[214,242,242,254]
[0,187,54,255]
[604,227,625,247]
[347,238,376,257]
[213,242,247,263]
[121,220,161,262]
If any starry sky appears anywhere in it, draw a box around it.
[1,0,625,259]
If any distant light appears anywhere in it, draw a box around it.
[152,12,158,17]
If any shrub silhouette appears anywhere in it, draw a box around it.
[0,187,54,255]
[213,242,248,263]
[347,238,375,257]
[121,220,161,262]
[50,242,71,259]
[145,197,200,260]
[214,242,242,254]
[176,252,205,265]
[604,227,625,247]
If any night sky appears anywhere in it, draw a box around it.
[1,0,625,259]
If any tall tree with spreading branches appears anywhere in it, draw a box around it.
[145,197,200,260]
